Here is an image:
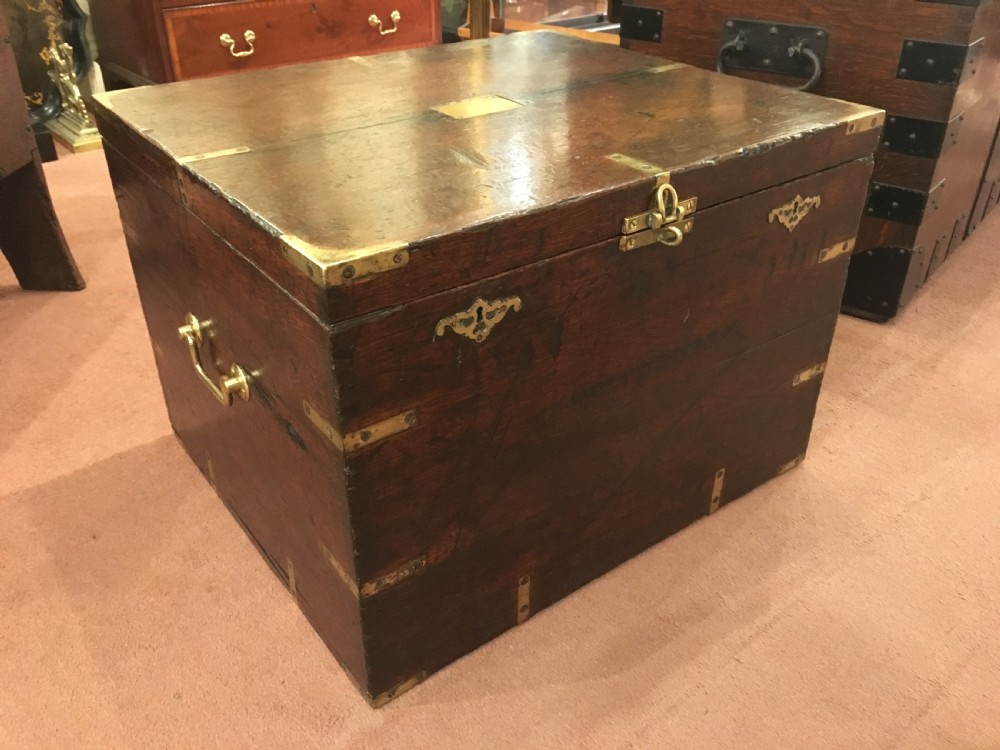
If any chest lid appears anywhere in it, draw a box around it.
[93,32,882,324]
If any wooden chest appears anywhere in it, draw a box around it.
[621,1,1000,321]
[92,33,881,705]
[89,0,440,86]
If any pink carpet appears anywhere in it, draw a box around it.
[1,149,999,748]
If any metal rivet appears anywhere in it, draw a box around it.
[519,576,529,585]
[519,605,528,613]
[342,265,356,279]
[899,67,908,75]
[305,262,315,277]
[393,253,404,264]
[726,20,734,28]
[769,26,778,34]
[404,413,417,426]
[360,430,372,441]
[763,58,772,65]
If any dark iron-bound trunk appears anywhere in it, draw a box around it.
[621,0,1000,321]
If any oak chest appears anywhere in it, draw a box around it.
[93,33,881,705]
[621,0,1000,321]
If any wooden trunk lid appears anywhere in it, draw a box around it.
[93,32,883,323]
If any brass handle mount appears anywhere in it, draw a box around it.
[177,313,251,406]
[368,10,401,35]
[219,29,256,58]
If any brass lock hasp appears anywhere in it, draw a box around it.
[620,174,698,252]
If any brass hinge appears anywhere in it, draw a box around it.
[620,174,698,252]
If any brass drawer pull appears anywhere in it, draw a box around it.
[368,10,401,35]
[177,313,251,406]
[219,30,256,58]
[436,296,522,343]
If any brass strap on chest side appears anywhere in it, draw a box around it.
[620,174,697,252]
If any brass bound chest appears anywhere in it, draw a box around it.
[94,33,881,705]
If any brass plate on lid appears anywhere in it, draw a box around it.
[433,94,522,120]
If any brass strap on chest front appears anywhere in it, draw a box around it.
[620,175,698,252]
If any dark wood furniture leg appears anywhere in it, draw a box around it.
[0,157,86,291]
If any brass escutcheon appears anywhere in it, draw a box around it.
[436,296,522,343]
[769,194,821,232]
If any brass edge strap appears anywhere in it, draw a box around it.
[371,673,427,707]
[516,574,531,624]
[279,234,409,288]
[178,146,252,164]
[304,403,418,453]
[344,411,418,453]
[845,110,886,136]
[323,544,360,598]
[777,454,806,476]
[793,362,827,386]
[818,238,856,263]
[709,468,725,515]
[286,558,297,599]
[360,556,428,598]
[303,401,343,451]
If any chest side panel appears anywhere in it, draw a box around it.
[333,157,873,696]
[102,143,367,688]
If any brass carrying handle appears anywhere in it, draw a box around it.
[177,313,251,406]
[219,29,256,58]
[368,10,401,35]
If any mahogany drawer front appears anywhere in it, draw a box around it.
[163,0,437,80]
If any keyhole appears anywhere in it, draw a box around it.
[476,306,485,324]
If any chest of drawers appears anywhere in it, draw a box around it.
[90,0,440,86]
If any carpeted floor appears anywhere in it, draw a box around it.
[2,149,999,749]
